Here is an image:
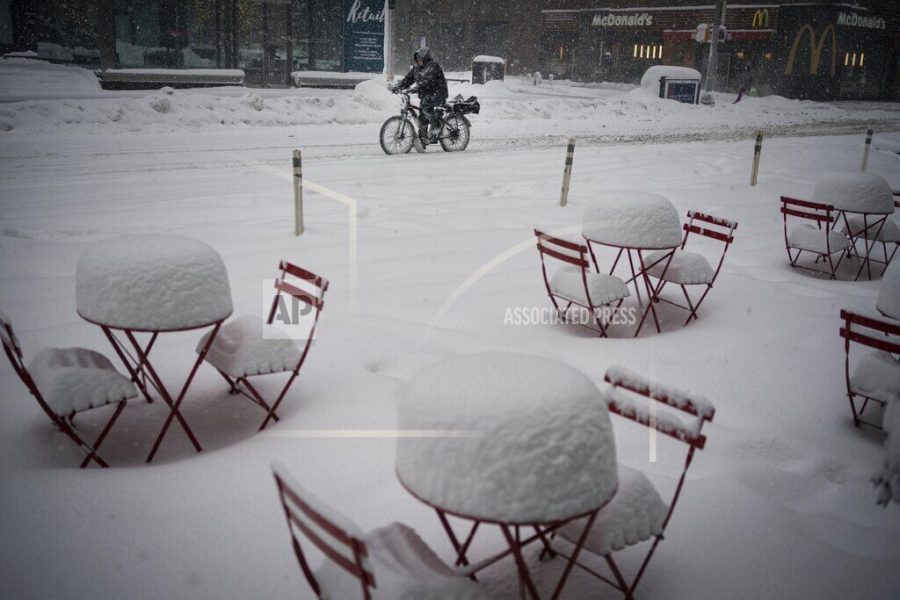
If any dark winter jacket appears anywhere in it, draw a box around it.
[395,47,448,98]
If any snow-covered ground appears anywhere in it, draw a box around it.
[1,60,900,599]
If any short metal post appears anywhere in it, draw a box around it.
[861,128,873,172]
[750,131,763,186]
[560,137,575,207]
[292,149,303,236]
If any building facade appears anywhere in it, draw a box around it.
[2,1,899,99]
[1,0,348,86]
[394,0,900,100]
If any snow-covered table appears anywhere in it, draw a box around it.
[877,259,900,320]
[582,192,683,335]
[76,235,233,462]
[813,172,896,280]
[396,353,617,599]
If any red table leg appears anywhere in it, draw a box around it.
[144,322,222,462]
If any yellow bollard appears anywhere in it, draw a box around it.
[560,137,575,207]
[750,131,763,187]
[292,150,304,236]
[861,128,873,172]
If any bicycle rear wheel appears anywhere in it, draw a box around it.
[380,116,414,155]
[439,115,470,152]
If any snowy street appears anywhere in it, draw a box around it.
[2,72,900,599]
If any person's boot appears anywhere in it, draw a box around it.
[427,120,440,143]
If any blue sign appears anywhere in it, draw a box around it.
[343,0,385,73]
[663,79,700,104]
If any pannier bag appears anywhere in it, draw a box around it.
[447,95,480,115]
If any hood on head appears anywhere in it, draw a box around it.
[414,46,432,63]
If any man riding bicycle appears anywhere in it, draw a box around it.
[390,47,448,143]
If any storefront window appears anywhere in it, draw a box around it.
[114,0,173,68]
[13,0,100,65]
[1,0,13,47]
[182,0,221,67]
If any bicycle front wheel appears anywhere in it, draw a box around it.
[439,115,470,152]
[380,116,415,155]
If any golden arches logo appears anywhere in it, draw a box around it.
[784,23,837,77]
[752,9,769,28]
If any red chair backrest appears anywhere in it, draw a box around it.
[839,309,900,354]
[780,196,835,224]
[603,366,715,450]
[267,261,329,325]
[0,310,22,362]
[534,229,590,270]
[682,210,738,245]
[0,311,60,422]
[272,464,375,599]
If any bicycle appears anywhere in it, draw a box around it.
[379,92,479,155]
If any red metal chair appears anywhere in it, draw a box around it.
[555,366,715,599]
[839,309,900,429]
[271,462,492,600]
[781,196,850,279]
[643,210,738,326]
[0,310,140,468]
[200,261,327,431]
[535,229,630,337]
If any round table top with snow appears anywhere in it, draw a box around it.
[395,353,618,525]
[877,259,900,320]
[581,191,683,250]
[76,235,233,331]
[812,172,895,214]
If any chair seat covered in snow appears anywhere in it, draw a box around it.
[199,316,302,378]
[27,347,138,416]
[535,229,629,337]
[555,366,715,599]
[643,211,737,326]
[781,197,848,279]
[1,310,140,468]
[201,260,327,431]
[549,266,630,306]
[849,351,900,405]
[558,465,667,556]
[787,223,850,254]
[876,259,900,321]
[839,309,900,429]
[272,462,492,600]
[643,250,713,285]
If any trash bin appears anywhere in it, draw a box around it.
[472,56,505,85]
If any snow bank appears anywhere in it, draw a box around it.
[813,172,894,214]
[396,353,617,523]
[1,56,898,137]
[0,57,99,100]
[353,76,396,112]
[75,235,233,331]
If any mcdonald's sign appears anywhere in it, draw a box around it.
[784,24,837,77]
[752,9,769,28]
